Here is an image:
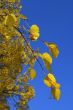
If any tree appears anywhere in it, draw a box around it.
[0,0,61,110]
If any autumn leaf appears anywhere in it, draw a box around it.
[19,14,27,20]
[43,73,56,87]
[43,73,60,89]
[29,25,40,40]
[39,53,52,72]
[8,0,16,2]
[4,13,17,27]
[45,42,59,58]
[51,88,61,101]
[29,69,36,80]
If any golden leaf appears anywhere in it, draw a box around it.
[45,42,59,58]
[19,14,27,20]
[29,25,40,40]
[43,73,56,87]
[29,69,36,80]
[44,78,51,87]
[39,53,52,72]
[30,32,40,41]
[42,53,52,64]
[30,25,39,33]
[8,0,16,2]
[4,13,17,27]
[51,88,61,101]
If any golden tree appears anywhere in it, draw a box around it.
[0,0,61,110]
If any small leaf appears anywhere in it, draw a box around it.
[51,88,61,101]
[43,78,51,87]
[29,25,40,41]
[41,53,52,64]
[29,69,36,80]
[47,73,56,82]
[39,53,52,72]
[4,14,17,27]
[44,61,52,73]
[45,42,59,58]
[43,73,56,87]
[19,14,27,20]
[8,0,16,2]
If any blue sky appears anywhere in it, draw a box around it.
[9,0,73,110]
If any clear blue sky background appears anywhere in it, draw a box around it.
[8,0,73,110]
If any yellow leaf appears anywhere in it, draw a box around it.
[47,73,56,82]
[4,13,17,27]
[5,35,11,40]
[51,88,61,101]
[44,79,51,87]
[39,53,52,72]
[8,0,16,2]
[44,73,56,87]
[43,73,61,89]
[44,61,52,72]
[30,25,39,33]
[30,32,40,41]
[19,14,27,20]
[42,53,52,64]
[29,25,40,40]
[29,69,36,80]
[54,82,60,89]
[45,42,59,58]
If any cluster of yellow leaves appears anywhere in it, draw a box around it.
[0,103,8,110]
[0,0,61,109]
[29,25,40,40]
[0,0,36,109]
[38,41,60,100]
[44,73,61,100]
[0,36,24,91]
[19,86,35,106]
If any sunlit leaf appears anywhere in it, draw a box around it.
[29,25,40,40]
[51,88,61,101]
[45,42,59,58]
[39,53,52,72]
[44,61,52,72]
[41,53,52,64]
[30,25,39,33]
[4,13,17,27]
[19,14,27,20]
[29,69,36,80]
[8,0,16,2]
[0,0,61,108]
[47,73,56,82]
[43,73,56,87]
[44,78,51,87]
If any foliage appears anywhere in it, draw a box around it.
[0,0,61,110]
